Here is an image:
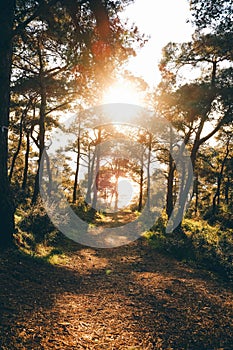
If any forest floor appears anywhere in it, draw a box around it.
[0,229,233,349]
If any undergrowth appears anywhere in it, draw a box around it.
[15,201,233,283]
[145,215,233,283]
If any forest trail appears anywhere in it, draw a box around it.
[0,238,233,349]
[95,210,140,227]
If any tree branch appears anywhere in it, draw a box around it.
[13,0,58,37]
[199,108,232,146]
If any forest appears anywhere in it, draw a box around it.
[0,0,233,349]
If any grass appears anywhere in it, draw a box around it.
[15,202,233,282]
[145,216,233,283]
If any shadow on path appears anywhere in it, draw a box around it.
[0,240,232,349]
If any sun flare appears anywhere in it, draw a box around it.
[101,79,145,123]
[102,80,143,106]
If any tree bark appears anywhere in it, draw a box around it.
[9,107,28,183]
[86,145,93,204]
[194,173,199,216]
[146,133,152,211]
[138,151,144,212]
[166,153,175,218]
[31,90,46,204]
[72,135,81,204]
[225,176,230,205]
[166,127,175,218]
[0,0,16,247]
[212,139,230,215]
[92,129,101,210]
[22,131,30,191]
[32,42,46,204]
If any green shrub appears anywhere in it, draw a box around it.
[146,216,233,282]
[149,210,168,234]
[19,201,55,243]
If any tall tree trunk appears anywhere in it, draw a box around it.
[169,60,219,233]
[169,141,196,235]
[113,159,121,211]
[114,176,119,211]
[72,136,81,204]
[166,153,175,218]
[9,110,25,183]
[146,133,152,211]
[92,148,100,209]
[138,151,144,212]
[166,127,175,218]
[92,129,101,209]
[32,92,46,204]
[194,173,199,216]
[0,0,16,247]
[225,176,230,205]
[86,145,93,204]
[32,90,46,204]
[22,131,30,190]
[212,140,230,215]
[32,44,46,204]
[176,147,196,221]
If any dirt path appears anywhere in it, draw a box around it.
[0,239,232,349]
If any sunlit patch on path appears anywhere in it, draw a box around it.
[0,241,233,349]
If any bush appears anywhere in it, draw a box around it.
[19,201,55,243]
[146,216,233,282]
[149,210,168,234]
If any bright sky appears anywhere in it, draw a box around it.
[120,0,194,87]
[103,1,216,141]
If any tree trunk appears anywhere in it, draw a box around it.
[212,176,221,215]
[212,141,230,215]
[146,133,152,211]
[166,127,175,218]
[92,129,101,209]
[138,151,144,212]
[32,45,46,204]
[86,145,93,204]
[9,111,24,183]
[176,148,196,221]
[168,142,196,235]
[225,176,230,205]
[0,0,16,247]
[72,136,81,204]
[166,153,175,218]
[31,91,46,204]
[114,176,119,211]
[92,149,100,209]
[194,173,199,216]
[22,131,30,190]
